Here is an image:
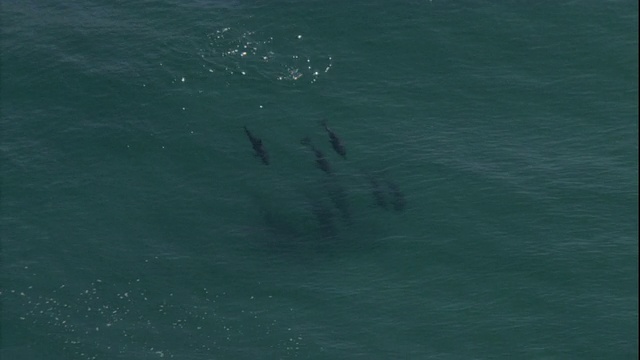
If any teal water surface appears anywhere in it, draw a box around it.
[1,1,638,359]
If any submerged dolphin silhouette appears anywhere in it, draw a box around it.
[321,120,346,159]
[386,180,406,212]
[368,174,389,210]
[301,137,332,174]
[324,177,352,225]
[309,198,337,239]
[244,126,269,165]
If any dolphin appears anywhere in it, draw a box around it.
[301,137,332,174]
[324,177,352,225]
[320,120,346,159]
[309,198,337,239]
[386,180,406,212]
[368,174,389,210]
[244,126,269,165]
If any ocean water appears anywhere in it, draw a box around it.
[1,1,637,359]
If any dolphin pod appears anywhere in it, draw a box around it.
[244,121,405,239]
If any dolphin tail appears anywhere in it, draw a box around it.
[320,119,329,130]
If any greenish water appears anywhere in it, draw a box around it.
[2,1,637,359]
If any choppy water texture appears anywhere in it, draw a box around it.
[1,1,638,359]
